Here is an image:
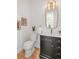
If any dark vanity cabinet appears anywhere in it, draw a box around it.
[40,35,61,59]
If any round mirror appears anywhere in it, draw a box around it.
[45,9,58,29]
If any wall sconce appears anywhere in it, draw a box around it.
[47,0,57,10]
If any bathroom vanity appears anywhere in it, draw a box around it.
[40,35,61,59]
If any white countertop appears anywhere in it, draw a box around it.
[37,27,61,38]
[40,33,61,38]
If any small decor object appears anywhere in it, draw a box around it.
[32,26,36,31]
[21,17,27,26]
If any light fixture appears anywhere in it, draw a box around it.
[47,0,57,10]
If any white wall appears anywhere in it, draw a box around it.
[31,0,44,26]
[17,30,23,53]
[17,0,32,53]
[17,0,32,25]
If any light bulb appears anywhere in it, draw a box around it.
[47,0,56,10]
